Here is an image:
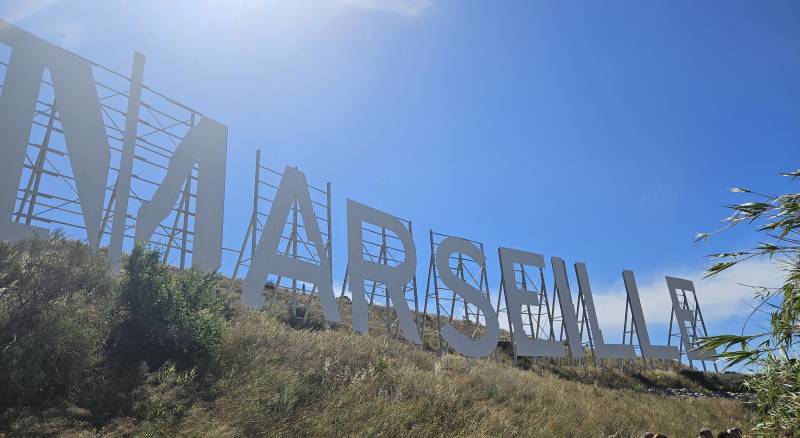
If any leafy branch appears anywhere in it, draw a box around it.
[695,169,800,367]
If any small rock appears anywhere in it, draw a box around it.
[64,405,91,419]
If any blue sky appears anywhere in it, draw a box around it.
[2,0,799,358]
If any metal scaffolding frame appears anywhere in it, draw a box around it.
[1,43,205,269]
[228,150,333,322]
[422,231,492,352]
[499,259,557,366]
[666,278,718,372]
[621,295,641,357]
[338,217,419,339]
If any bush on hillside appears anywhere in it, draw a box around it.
[0,238,228,423]
[0,234,114,410]
[107,244,226,372]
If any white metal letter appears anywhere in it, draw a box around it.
[499,247,564,357]
[0,23,110,248]
[574,262,636,359]
[108,52,145,269]
[623,270,679,360]
[436,237,499,357]
[346,199,421,344]
[134,117,227,272]
[550,257,584,358]
[242,166,339,323]
[665,276,712,361]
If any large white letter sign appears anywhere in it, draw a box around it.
[134,117,227,272]
[346,199,421,344]
[622,270,679,360]
[498,247,564,358]
[436,237,499,357]
[573,262,636,359]
[0,22,110,248]
[665,276,713,361]
[242,167,340,323]
[550,257,584,358]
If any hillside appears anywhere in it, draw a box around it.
[4,311,755,437]
[0,237,754,437]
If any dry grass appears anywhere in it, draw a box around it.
[93,311,751,438]
[2,287,754,437]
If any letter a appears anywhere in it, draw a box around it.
[242,166,339,323]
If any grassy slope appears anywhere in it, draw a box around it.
[207,313,754,437]
[7,309,754,437]
[1,273,754,437]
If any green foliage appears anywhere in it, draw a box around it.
[108,244,225,372]
[747,357,800,435]
[696,169,800,364]
[129,363,199,436]
[697,168,800,435]
[0,234,113,410]
[0,238,229,429]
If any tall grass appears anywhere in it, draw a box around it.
[93,312,751,437]
[0,237,754,437]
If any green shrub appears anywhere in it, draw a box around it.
[747,357,800,435]
[0,235,114,410]
[108,244,226,372]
